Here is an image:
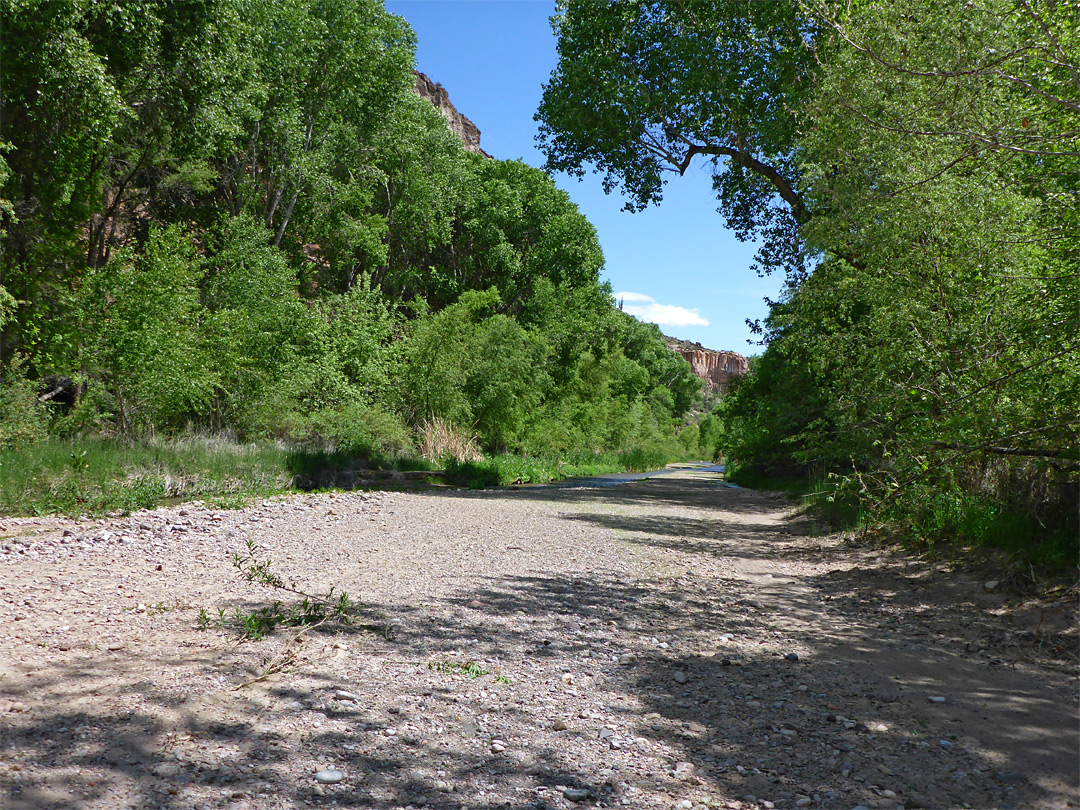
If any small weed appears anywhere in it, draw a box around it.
[199,539,360,640]
[197,608,228,630]
[69,451,89,472]
[147,599,191,615]
[210,494,250,511]
[428,658,508,683]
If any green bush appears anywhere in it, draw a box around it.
[0,357,49,449]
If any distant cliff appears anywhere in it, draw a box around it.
[666,337,748,394]
[413,71,491,157]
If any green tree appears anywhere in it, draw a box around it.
[401,289,546,450]
[537,0,821,280]
[75,224,214,432]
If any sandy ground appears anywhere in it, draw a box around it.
[1,467,1076,810]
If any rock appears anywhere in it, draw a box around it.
[994,771,1025,783]
[563,787,590,802]
[315,769,344,784]
[939,739,953,750]
[673,671,689,684]
[667,340,748,394]
[927,696,946,704]
[675,801,694,810]
[673,762,695,781]
[413,72,487,155]
[491,740,507,753]
[553,718,569,731]
[984,580,1000,591]
[785,653,800,662]
[335,691,359,702]
[618,653,637,666]
[795,798,812,807]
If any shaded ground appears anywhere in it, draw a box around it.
[0,468,1076,810]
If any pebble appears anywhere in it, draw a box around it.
[552,718,569,731]
[491,740,506,753]
[335,690,359,702]
[939,739,953,750]
[984,580,1000,591]
[563,787,590,802]
[785,652,800,662]
[315,769,344,784]
[927,696,947,703]
[675,801,693,810]
[673,670,689,684]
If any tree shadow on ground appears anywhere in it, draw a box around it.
[3,473,1076,810]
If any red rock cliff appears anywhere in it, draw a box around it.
[413,71,490,156]
[666,339,748,394]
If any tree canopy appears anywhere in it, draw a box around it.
[539,0,1079,556]
[0,0,702,464]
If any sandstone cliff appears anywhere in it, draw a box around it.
[666,337,748,394]
[413,71,490,156]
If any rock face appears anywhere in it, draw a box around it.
[667,338,748,394]
[413,71,489,156]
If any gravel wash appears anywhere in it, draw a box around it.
[1,469,1076,810]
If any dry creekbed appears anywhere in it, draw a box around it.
[1,468,1076,810]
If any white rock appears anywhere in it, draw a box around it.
[315,768,344,784]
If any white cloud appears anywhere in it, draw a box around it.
[613,291,710,328]
[615,291,656,303]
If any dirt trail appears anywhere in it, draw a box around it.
[1,468,1076,810]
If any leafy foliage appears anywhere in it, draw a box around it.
[0,0,699,492]
[542,0,1079,559]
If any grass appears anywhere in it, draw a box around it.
[444,447,677,488]
[728,463,1079,572]
[0,436,293,516]
[1,436,684,514]
[428,658,510,683]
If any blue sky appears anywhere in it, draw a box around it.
[385,0,785,353]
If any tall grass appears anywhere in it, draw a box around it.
[0,437,293,515]
[445,448,675,488]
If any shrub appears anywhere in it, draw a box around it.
[0,357,49,449]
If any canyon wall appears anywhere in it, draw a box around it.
[667,339,748,395]
[413,71,490,156]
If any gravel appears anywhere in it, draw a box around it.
[0,472,1076,810]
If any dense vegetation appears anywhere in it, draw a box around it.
[539,0,1078,563]
[0,0,706,508]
